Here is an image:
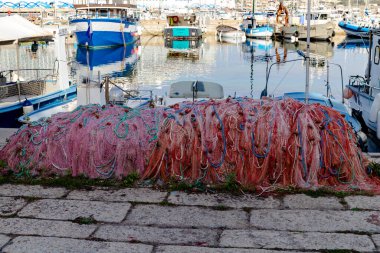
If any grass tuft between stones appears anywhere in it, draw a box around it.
[73,216,97,225]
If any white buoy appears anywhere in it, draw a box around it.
[22,98,33,115]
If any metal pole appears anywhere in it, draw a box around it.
[16,40,21,102]
[326,60,330,97]
[305,0,311,104]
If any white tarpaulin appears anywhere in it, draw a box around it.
[0,14,52,44]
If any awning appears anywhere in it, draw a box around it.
[0,14,53,44]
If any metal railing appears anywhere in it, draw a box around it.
[0,68,57,102]
[101,76,153,105]
[349,75,380,97]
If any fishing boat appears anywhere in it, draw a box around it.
[69,4,140,48]
[20,42,141,123]
[345,30,380,141]
[240,14,274,39]
[240,0,273,39]
[216,25,246,41]
[280,11,335,41]
[338,21,371,38]
[0,16,75,128]
[163,14,202,40]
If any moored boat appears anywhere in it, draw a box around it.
[0,21,76,128]
[241,15,273,39]
[281,11,335,41]
[216,25,246,41]
[338,21,371,38]
[345,30,380,141]
[163,14,202,40]
[69,4,140,48]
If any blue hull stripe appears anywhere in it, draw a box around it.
[0,86,77,128]
[75,31,138,48]
[338,21,370,33]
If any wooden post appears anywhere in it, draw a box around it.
[105,76,110,104]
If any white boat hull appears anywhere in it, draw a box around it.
[282,21,335,41]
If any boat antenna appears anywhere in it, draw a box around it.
[305,0,311,104]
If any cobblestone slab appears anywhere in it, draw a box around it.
[0,184,68,199]
[95,225,218,246]
[168,192,280,209]
[126,205,248,228]
[371,234,380,248]
[0,128,17,148]
[250,209,380,232]
[0,218,96,238]
[0,197,26,216]
[2,236,153,253]
[18,199,131,222]
[156,246,308,253]
[283,194,344,210]
[219,230,375,251]
[67,188,167,203]
[345,196,380,210]
[0,234,10,249]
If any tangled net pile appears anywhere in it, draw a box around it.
[1,97,380,192]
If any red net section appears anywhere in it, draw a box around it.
[1,98,379,192]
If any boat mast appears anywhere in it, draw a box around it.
[251,0,255,28]
[305,0,311,103]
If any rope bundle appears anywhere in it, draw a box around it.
[1,98,379,192]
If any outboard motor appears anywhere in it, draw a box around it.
[22,98,33,115]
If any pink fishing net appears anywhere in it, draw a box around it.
[1,98,379,192]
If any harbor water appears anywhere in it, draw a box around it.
[0,36,369,101]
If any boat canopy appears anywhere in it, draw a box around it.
[0,14,52,44]
[169,81,224,99]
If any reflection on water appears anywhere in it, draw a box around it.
[165,39,203,60]
[74,43,140,82]
[337,38,369,49]
[0,36,370,101]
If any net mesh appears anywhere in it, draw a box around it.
[1,97,379,192]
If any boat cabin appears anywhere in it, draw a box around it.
[346,29,380,139]
[166,14,198,27]
[72,4,139,20]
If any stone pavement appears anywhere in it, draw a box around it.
[0,185,379,252]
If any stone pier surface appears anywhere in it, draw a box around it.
[1,186,380,252]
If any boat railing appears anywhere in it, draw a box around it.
[0,68,57,102]
[69,12,139,22]
[102,77,153,105]
[0,68,55,83]
[348,75,380,97]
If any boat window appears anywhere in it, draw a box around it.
[99,9,108,17]
[319,14,328,20]
[375,46,380,65]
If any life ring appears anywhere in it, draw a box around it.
[172,16,179,23]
